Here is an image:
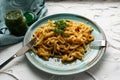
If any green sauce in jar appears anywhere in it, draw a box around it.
[4,9,28,36]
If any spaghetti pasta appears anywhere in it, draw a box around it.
[32,20,94,62]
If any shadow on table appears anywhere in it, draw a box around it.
[1,50,108,80]
[86,48,109,77]
[24,54,109,80]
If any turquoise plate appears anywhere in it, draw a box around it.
[24,13,106,75]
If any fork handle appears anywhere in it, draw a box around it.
[0,55,17,70]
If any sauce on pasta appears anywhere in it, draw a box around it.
[32,19,94,63]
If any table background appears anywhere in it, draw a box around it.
[1,0,120,80]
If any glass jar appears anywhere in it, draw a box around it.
[4,9,27,36]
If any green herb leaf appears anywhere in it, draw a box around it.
[55,20,67,30]
[53,19,67,35]
[53,28,64,34]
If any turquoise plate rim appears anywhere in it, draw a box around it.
[23,13,107,75]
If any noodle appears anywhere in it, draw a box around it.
[32,20,94,62]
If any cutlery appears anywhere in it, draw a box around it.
[90,40,106,47]
[0,38,37,70]
[0,39,106,70]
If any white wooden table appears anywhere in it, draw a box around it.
[1,1,120,80]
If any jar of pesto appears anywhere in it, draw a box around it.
[4,9,27,36]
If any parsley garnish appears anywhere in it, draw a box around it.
[53,19,67,35]
[53,28,64,34]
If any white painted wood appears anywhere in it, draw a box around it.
[1,1,120,80]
